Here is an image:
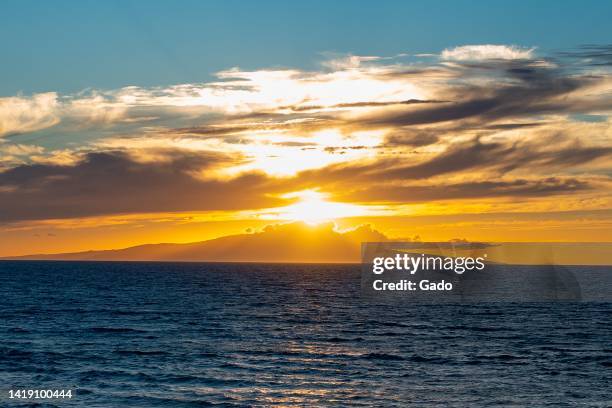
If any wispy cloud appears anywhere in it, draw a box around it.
[0,44,611,226]
[0,93,59,137]
[441,44,536,61]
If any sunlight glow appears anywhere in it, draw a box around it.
[226,129,385,176]
[275,190,367,225]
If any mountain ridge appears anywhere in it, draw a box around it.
[3,222,388,263]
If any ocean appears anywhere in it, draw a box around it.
[1,261,611,407]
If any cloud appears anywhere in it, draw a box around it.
[296,133,612,187]
[557,44,612,67]
[338,177,595,203]
[321,54,382,69]
[3,131,607,224]
[0,44,610,226]
[64,94,128,126]
[384,129,439,147]
[3,45,608,146]
[0,93,59,137]
[441,45,535,61]
[360,68,595,128]
[0,149,289,223]
[0,143,46,170]
[378,137,612,179]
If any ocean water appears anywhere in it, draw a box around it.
[0,261,611,407]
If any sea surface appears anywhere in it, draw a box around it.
[0,261,611,407]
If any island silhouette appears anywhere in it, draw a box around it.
[4,222,387,263]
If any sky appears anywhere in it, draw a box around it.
[3,0,612,95]
[1,1,611,256]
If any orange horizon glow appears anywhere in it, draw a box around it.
[1,47,611,258]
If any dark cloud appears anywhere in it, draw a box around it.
[293,136,612,190]
[356,55,610,129]
[323,145,368,153]
[0,150,286,223]
[371,137,612,180]
[338,177,593,203]
[538,143,612,167]
[557,44,612,67]
[282,99,447,112]
[375,67,450,79]
[1,138,609,223]
[173,125,252,136]
[479,122,544,130]
[273,141,318,147]
[172,115,340,138]
[363,78,588,127]
[385,130,439,147]
[375,138,521,179]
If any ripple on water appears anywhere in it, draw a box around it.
[0,261,610,407]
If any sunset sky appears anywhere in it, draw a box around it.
[1,1,612,256]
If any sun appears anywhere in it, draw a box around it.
[277,190,366,225]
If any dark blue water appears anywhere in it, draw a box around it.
[1,261,611,407]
